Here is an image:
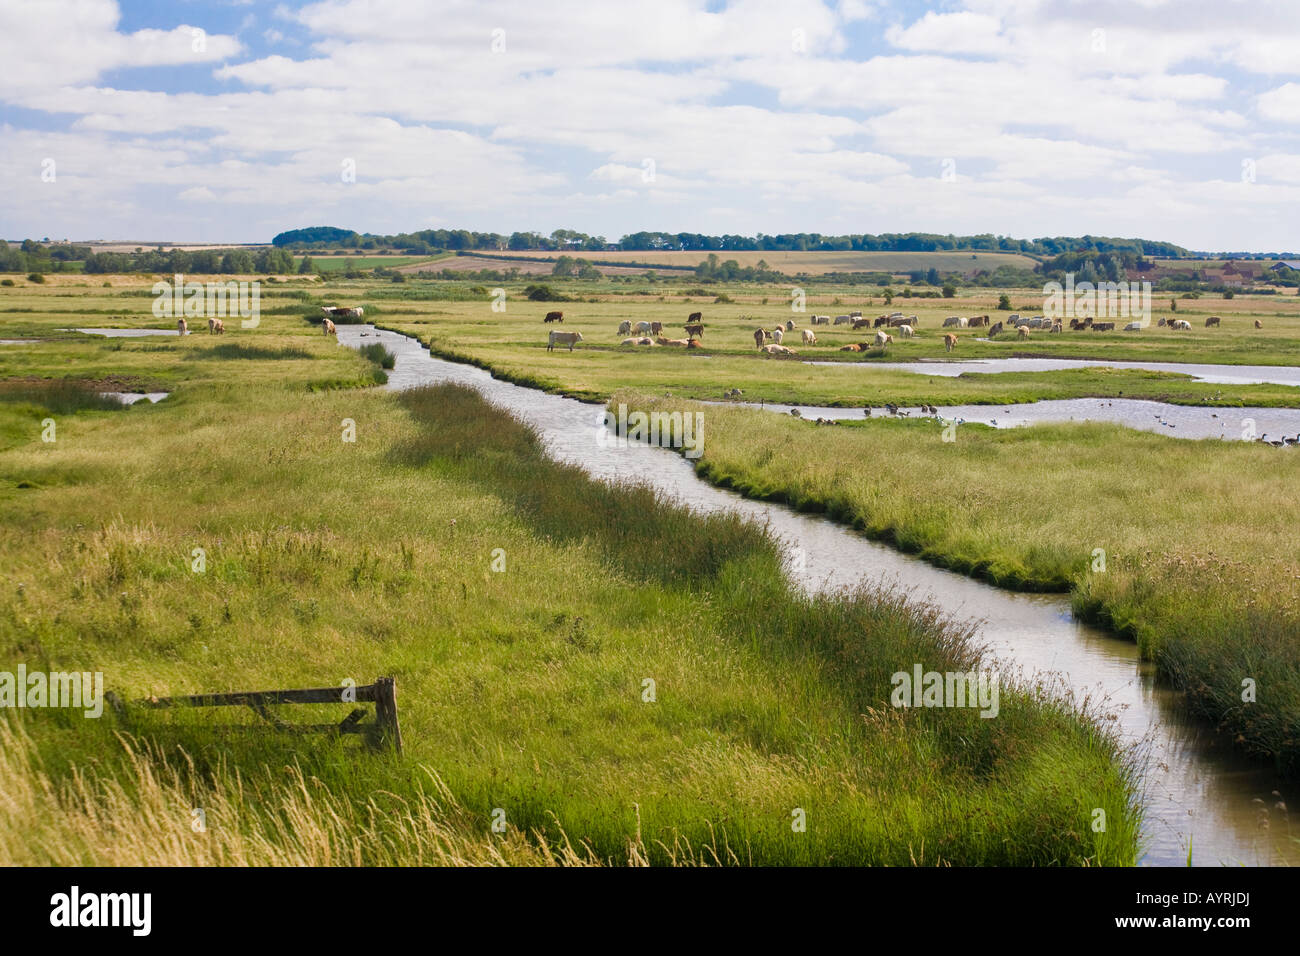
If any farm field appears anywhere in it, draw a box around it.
[471,248,1043,274]
[0,280,1139,865]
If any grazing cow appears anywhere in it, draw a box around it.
[874,316,890,328]
[323,318,336,335]
[811,314,829,325]
[650,321,663,335]
[1081,317,1093,329]
[754,328,766,349]
[1170,319,1191,331]
[989,321,1003,337]
[944,333,957,352]
[684,323,704,338]
[802,328,817,345]
[897,325,914,338]
[1018,325,1030,339]
[890,316,915,328]
[618,320,633,335]
[942,316,965,328]
[688,311,702,323]
[1123,321,1142,331]
[547,330,583,352]
[761,344,797,356]
[1157,317,1166,327]
[772,328,784,344]
[849,311,863,318]
[208,317,224,334]
[1092,322,1116,332]
[1069,318,1081,330]
[177,318,188,335]
[853,318,873,330]
[544,311,564,323]
[785,320,795,332]
[874,330,894,347]
[974,315,990,327]
[1050,322,1063,333]
[635,321,653,334]
[1255,319,1264,329]
[1205,316,1221,328]
[834,314,853,325]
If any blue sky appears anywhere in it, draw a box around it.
[2,0,1299,250]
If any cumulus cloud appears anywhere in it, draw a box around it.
[2,0,1299,248]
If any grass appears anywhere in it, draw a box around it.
[0,379,128,414]
[0,344,1140,864]
[626,394,1300,773]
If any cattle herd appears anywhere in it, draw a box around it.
[537,307,1259,355]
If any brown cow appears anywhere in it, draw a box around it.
[753,328,766,349]
[1018,325,1030,339]
[944,333,957,352]
[323,318,336,335]
[853,318,873,330]
[684,323,704,338]
[544,311,564,323]
[989,321,1003,336]
[1255,319,1264,329]
[1205,316,1221,327]
[687,311,702,323]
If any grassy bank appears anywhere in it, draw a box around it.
[628,395,1300,772]
[0,364,1139,864]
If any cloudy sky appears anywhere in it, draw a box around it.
[2,0,1298,250]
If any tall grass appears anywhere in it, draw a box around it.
[0,379,126,413]
[0,377,1140,865]
[640,395,1300,774]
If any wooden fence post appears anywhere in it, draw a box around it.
[372,676,403,755]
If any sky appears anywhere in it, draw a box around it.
[1,0,1298,251]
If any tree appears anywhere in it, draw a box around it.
[997,294,1012,310]
[299,256,315,274]
[942,284,956,298]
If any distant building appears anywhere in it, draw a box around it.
[1270,260,1300,271]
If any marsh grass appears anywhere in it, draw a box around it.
[638,395,1300,772]
[0,379,126,414]
[0,373,1139,865]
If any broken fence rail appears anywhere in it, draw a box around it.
[105,676,403,754]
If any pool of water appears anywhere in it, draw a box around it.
[339,325,1299,867]
[810,356,1300,387]
[738,398,1300,443]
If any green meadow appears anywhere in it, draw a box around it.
[0,277,1139,865]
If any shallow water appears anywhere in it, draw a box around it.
[810,356,1300,387]
[741,398,1300,443]
[101,391,169,405]
[340,326,1298,867]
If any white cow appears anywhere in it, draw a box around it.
[897,325,914,338]
[1171,319,1192,330]
[634,321,653,334]
[942,316,967,328]
[177,318,188,335]
[547,330,583,352]
[801,329,817,345]
[874,330,893,347]
[772,328,784,344]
